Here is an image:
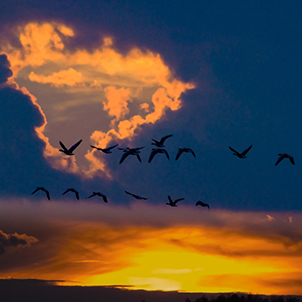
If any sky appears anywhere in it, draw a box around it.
[1,0,302,296]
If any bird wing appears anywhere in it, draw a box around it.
[107,144,118,150]
[62,189,71,195]
[69,139,82,152]
[190,149,196,157]
[59,141,68,152]
[275,155,284,166]
[102,195,108,203]
[242,144,253,156]
[159,134,173,144]
[175,149,183,160]
[31,187,40,195]
[290,156,295,165]
[119,152,130,164]
[136,154,142,162]
[75,191,79,200]
[45,190,50,200]
[168,195,173,204]
[90,145,101,150]
[148,150,157,163]
[229,146,239,155]
[174,198,184,204]
[163,149,170,160]
[86,193,95,199]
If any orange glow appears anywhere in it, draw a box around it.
[0,201,301,295]
[1,22,194,178]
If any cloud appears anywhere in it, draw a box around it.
[0,199,302,294]
[29,68,85,87]
[1,22,194,178]
[0,229,37,255]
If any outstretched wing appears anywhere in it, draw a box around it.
[175,149,183,160]
[125,190,134,197]
[90,145,101,150]
[69,139,82,152]
[190,149,196,158]
[242,144,253,156]
[136,154,142,162]
[119,152,130,164]
[31,187,39,195]
[159,134,173,144]
[174,197,184,204]
[229,146,239,155]
[101,194,108,203]
[275,155,284,166]
[75,191,80,200]
[290,156,295,165]
[163,149,170,160]
[44,189,50,201]
[168,195,173,203]
[62,189,71,195]
[107,144,118,150]
[148,150,157,163]
[59,141,68,152]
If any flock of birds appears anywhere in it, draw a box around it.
[31,134,296,210]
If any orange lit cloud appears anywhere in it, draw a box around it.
[0,199,302,295]
[1,22,194,178]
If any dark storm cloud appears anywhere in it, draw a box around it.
[0,54,83,197]
[0,229,37,255]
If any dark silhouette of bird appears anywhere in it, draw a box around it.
[59,139,82,155]
[62,188,79,200]
[148,148,170,163]
[275,153,295,166]
[119,147,144,164]
[196,200,210,210]
[229,144,252,158]
[86,192,108,203]
[31,187,50,200]
[124,190,148,200]
[175,148,196,160]
[151,134,173,147]
[90,144,118,154]
[166,195,184,207]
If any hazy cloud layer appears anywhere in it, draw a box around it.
[0,199,301,294]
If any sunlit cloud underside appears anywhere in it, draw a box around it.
[1,22,194,178]
[0,200,301,295]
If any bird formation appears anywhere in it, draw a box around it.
[31,136,296,210]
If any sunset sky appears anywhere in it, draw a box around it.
[1,0,302,296]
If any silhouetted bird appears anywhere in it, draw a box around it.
[62,188,79,200]
[86,192,108,203]
[90,144,118,154]
[175,148,196,160]
[59,139,82,155]
[229,144,252,158]
[148,148,169,163]
[31,187,50,200]
[275,153,295,166]
[196,200,210,210]
[119,147,144,164]
[166,195,184,207]
[124,190,148,200]
[151,134,173,147]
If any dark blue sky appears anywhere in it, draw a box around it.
[1,1,302,210]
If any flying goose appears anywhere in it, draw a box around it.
[90,144,118,154]
[59,139,82,156]
[166,195,184,207]
[119,147,145,164]
[148,148,170,163]
[62,188,79,200]
[31,187,50,200]
[175,148,196,160]
[275,153,295,166]
[124,190,148,200]
[196,200,210,210]
[229,144,252,158]
[86,192,108,203]
[151,134,173,147]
